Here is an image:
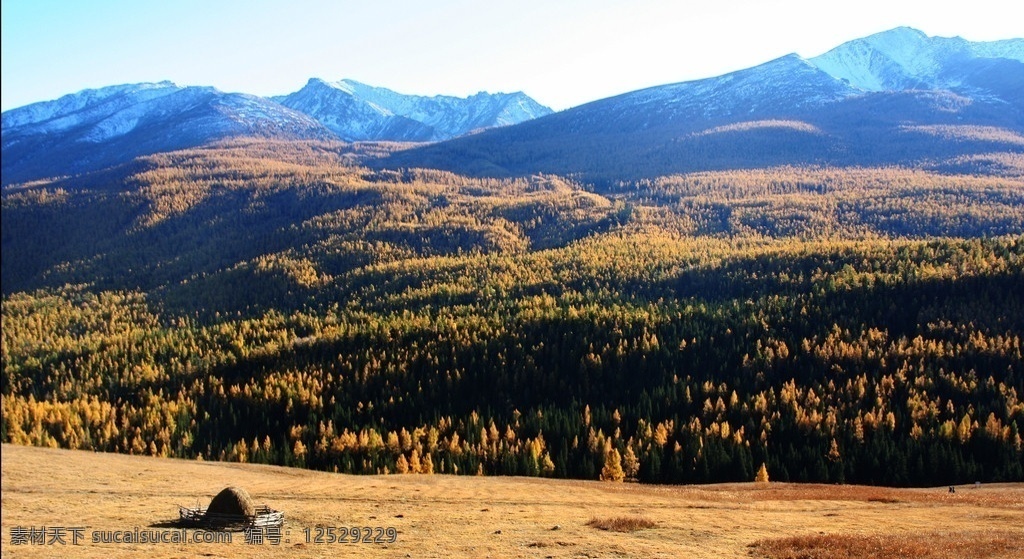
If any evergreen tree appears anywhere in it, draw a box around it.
[755,462,770,484]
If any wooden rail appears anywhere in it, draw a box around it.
[178,505,284,531]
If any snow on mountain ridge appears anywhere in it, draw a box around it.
[277,78,552,142]
[2,82,330,146]
[599,54,854,124]
[2,81,182,131]
[969,38,1024,62]
[379,27,1023,183]
[1,83,334,185]
[809,27,1024,92]
[4,26,1019,186]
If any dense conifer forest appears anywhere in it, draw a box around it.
[2,140,1022,485]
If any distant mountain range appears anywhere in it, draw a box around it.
[1,82,335,185]
[2,27,1022,186]
[275,78,552,142]
[383,27,1024,182]
[0,80,551,185]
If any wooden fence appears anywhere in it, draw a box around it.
[178,505,284,531]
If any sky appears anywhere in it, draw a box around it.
[1,0,1020,112]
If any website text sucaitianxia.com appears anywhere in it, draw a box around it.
[7,525,399,546]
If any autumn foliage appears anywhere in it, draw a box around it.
[2,140,1022,486]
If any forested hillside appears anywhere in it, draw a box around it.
[2,140,1022,486]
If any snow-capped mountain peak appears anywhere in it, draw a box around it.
[2,82,332,185]
[809,27,1024,92]
[276,79,553,142]
[1,81,183,131]
[300,77,360,97]
[381,27,1024,182]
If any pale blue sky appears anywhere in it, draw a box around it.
[1,0,1019,112]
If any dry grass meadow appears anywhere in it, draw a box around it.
[2,444,1021,558]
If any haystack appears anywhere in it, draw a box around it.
[205,486,256,519]
[179,486,282,530]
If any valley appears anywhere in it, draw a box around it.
[2,26,1022,502]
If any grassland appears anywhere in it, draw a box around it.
[2,444,1021,558]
